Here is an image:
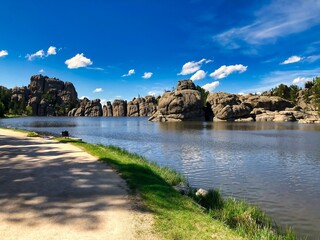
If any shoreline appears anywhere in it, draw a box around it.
[0,128,156,240]
[2,127,298,239]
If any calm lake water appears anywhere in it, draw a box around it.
[1,117,320,239]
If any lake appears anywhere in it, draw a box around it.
[1,117,320,239]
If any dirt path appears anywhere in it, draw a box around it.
[0,129,156,240]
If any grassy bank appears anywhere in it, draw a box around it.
[57,138,296,240]
[57,138,241,239]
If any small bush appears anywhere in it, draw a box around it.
[27,132,39,137]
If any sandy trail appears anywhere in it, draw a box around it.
[0,129,155,240]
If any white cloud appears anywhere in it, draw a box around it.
[202,81,220,92]
[142,72,153,79]
[292,77,313,84]
[148,90,163,96]
[306,55,320,63]
[214,0,320,48]
[210,64,247,79]
[100,99,108,106]
[239,68,320,94]
[178,58,206,75]
[26,49,45,61]
[205,59,214,64]
[65,53,93,69]
[0,50,8,57]
[281,56,302,64]
[86,67,104,71]
[47,46,56,56]
[79,96,89,100]
[122,69,135,77]
[39,69,45,73]
[190,70,206,81]
[25,46,58,61]
[93,88,103,93]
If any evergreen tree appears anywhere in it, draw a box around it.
[0,101,5,117]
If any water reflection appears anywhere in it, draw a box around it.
[1,117,320,238]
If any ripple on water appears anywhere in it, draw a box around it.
[1,117,320,238]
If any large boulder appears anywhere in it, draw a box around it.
[244,95,294,111]
[207,92,251,121]
[113,99,127,116]
[127,98,142,117]
[102,101,113,116]
[139,96,157,117]
[149,80,204,122]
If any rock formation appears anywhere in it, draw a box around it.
[1,75,319,123]
[102,101,113,117]
[68,98,102,117]
[149,80,204,122]
[206,92,319,123]
[112,99,127,117]
[5,75,79,116]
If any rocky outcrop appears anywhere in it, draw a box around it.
[26,75,79,116]
[11,87,30,104]
[68,98,102,117]
[149,80,204,122]
[112,100,127,117]
[127,98,141,117]
[207,92,318,123]
[296,89,317,111]
[126,96,157,117]
[207,93,252,121]
[243,95,294,111]
[139,96,158,117]
[102,101,113,117]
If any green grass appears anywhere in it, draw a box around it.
[190,189,296,240]
[57,138,298,240]
[26,131,40,137]
[56,138,242,240]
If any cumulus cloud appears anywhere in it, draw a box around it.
[148,90,163,96]
[79,96,89,100]
[202,81,220,92]
[47,46,57,56]
[0,50,8,57]
[26,49,45,61]
[281,56,302,64]
[26,46,58,61]
[93,88,103,93]
[122,69,135,77]
[142,72,153,79]
[190,70,206,81]
[39,69,45,73]
[292,77,313,84]
[65,53,93,69]
[210,64,247,79]
[178,58,207,75]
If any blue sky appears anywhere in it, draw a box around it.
[0,0,320,103]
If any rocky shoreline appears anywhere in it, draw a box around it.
[149,80,320,124]
[1,75,319,123]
